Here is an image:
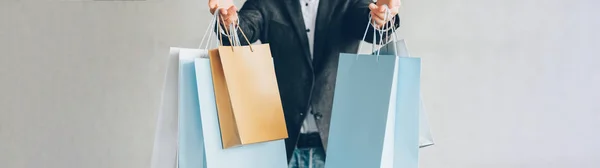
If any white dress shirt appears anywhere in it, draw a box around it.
[299,0,320,133]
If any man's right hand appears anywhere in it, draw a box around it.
[209,0,239,28]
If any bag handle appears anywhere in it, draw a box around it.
[202,7,253,51]
[389,12,399,57]
[217,14,255,52]
[199,11,222,50]
[358,5,394,60]
[387,16,413,58]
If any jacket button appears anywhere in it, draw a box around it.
[314,112,323,120]
[299,112,304,116]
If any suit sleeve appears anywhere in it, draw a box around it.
[216,0,264,46]
[344,0,401,44]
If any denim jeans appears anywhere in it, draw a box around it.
[288,146,326,168]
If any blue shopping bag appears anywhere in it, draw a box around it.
[392,56,421,168]
[153,12,286,168]
[154,48,288,168]
[325,53,397,168]
[178,49,207,168]
[325,16,421,167]
[378,39,435,149]
[325,52,421,168]
[150,47,209,168]
[192,49,289,168]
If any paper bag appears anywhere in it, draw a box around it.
[209,44,288,148]
[178,49,206,168]
[325,54,398,168]
[325,53,421,168]
[150,48,180,168]
[195,53,288,168]
[378,39,435,148]
[150,48,208,168]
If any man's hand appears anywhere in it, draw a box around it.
[209,0,238,28]
[368,0,401,29]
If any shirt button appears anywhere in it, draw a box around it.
[306,3,309,6]
[306,29,310,32]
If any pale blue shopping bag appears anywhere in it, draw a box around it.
[392,56,421,168]
[158,48,288,168]
[325,14,421,167]
[325,53,397,168]
[378,39,434,149]
[178,49,207,168]
[154,12,286,168]
[178,11,286,167]
[325,52,421,168]
[192,49,288,168]
[150,47,208,168]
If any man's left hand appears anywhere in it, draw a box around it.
[368,0,401,29]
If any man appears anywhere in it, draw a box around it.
[208,0,401,167]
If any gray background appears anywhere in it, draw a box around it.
[1,0,599,168]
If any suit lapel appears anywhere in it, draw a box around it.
[283,0,312,68]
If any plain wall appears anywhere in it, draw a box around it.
[396,0,600,168]
[1,0,598,168]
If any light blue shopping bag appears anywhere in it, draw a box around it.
[378,39,435,148]
[178,49,207,168]
[152,12,219,168]
[153,12,287,168]
[325,53,397,168]
[192,49,289,168]
[392,56,421,168]
[150,47,209,168]
[157,48,288,168]
[325,37,421,168]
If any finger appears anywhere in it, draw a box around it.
[227,6,237,17]
[219,15,230,32]
[390,8,399,16]
[208,0,218,9]
[368,3,378,11]
[220,8,228,15]
[224,17,236,26]
[371,11,386,21]
[379,4,386,12]
[224,8,237,25]
[391,0,401,8]
[372,17,386,28]
[209,0,219,14]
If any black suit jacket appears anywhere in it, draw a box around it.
[218,0,400,162]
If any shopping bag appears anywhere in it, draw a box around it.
[150,12,220,168]
[195,49,288,168]
[378,39,435,148]
[150,48,181,168]
[151,12,288,167]
[150,47,209,168]
[209,27,288,148]
[178,48,207,168]
[325,53,399,168]
[325,14,421,168]
[325,54,421,168]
